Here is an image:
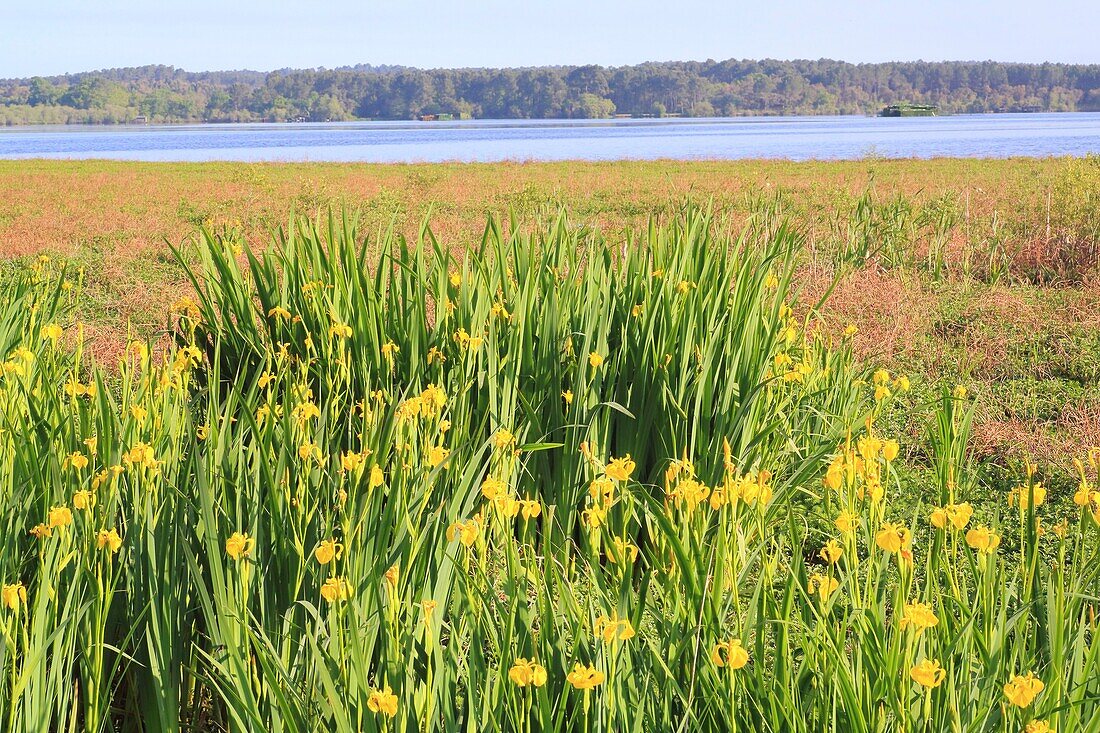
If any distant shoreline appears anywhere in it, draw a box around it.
[3,59,1097,126]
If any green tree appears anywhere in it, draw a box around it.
[569,92,616,118]
[27,77,60,106]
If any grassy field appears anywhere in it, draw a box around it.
[0,157,1097,466]
[0,157,1099,730]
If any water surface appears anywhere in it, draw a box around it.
[1,113,1097,162]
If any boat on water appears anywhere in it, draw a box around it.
[879,103,938,117]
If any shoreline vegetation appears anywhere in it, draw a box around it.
[2,59,1099,125]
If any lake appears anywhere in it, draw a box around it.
[1,113,1098,163]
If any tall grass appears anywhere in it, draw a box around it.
[0,207,1098,731]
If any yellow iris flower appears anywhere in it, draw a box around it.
[2,582,28,611]
[819,540,843,564]
[711,639,750,670]
[899,602,939,634]
[320,577,352,603]
[605,455,635,482]
[48,506,73,530]
[1003,672,1044,708]
[566,663,605,690]
[875,522,911,554]
[508,658,548,687]
[225,532,254,560]
[910,659,946,688]
[314,539,343,565]
[96,528,123,554]
[966,526,1001,555]
[73,490,96,511]
[367,685,398,717]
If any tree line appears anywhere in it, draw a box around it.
[1,59,1098,125]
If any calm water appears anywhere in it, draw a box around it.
[1,113,1098,162]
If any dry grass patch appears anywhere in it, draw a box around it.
[806,266,933,365]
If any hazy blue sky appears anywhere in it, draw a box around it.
[2,0,1097,77]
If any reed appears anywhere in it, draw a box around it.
[0,207,1097,732]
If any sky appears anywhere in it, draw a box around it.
[1,0,1098,78]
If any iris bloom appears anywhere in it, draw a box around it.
[594,612,636,644]
[519,499,541,520]
[428,446,449,467]
[875,523,911,554]
[930,502,973,530]
[609,537,639,563]
[73,490,96,511]
[807,573,839,601]
[824,457,844,490]
[369,465,385,489]
[320,577,352,603]
[41,323,64,344]
[225,532,254,560]
[834,511,859,534]
[447,519,479,548]
[566,663,605,690]
[588,477,614,504]
[582,505,607,529]
[367,685,398,717]
[1008,483,1046,509]
[2,582,27,611]
[882,439,900,462]
[493,428,516,449]
[292,402,321,425]
[123,441,158,469]
[899,602,939,633]
[605,455,635,482]
[48,506,73,530]
[1003,672,1044,708]
[966,526,1001,555]
[711,639,749,670]
[64,380,96,399]
[481,476,508,501]
[910,659,946,688]
[341,451,365,472]
[670,477,711,511]
[96,528,123,554]
[328,322,352,339]
[314,539,343,565]
[819,540,843,564]
[508,658,548,687]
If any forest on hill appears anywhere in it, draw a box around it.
[2,59,1099,124]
